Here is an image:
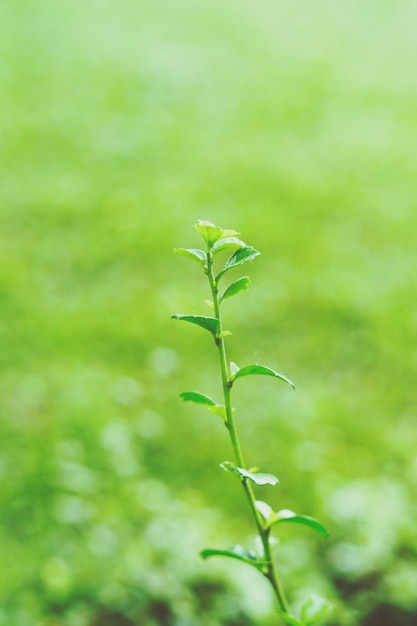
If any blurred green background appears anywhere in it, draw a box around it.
[2,1,417,624]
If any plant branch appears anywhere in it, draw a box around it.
[206,248,290,617]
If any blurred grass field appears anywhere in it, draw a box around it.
[1,1,417,624]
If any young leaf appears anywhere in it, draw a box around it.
[200,546,267,572]
[212,237,246,255]
[173,248,207,266]
[219,276,251,303]
[255,500,274,521]
[207,404,228,420]
[218,330,232,338]
[194,220,240,246]
[231,364,295,390]
[194,220,224,245]
[301,595,332,625]
[180,391,215,406]
[277,612,305,626]
[267,509,329,538]
[230,361,240,376]
[171,314,220,337]
[216,246,261,281]
[221,462,279,486]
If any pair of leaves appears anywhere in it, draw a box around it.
[255,501,328,538]
[200,544,268,573]
[230,363,295,391]
[221,461,279,487]
[194,220,240,247]
[174,221,245,267]
[279,595,331,626]
[174,236,248,267]
[175,245,259,275]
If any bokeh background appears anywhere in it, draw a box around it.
[2,1,417,625]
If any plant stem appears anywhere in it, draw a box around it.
[206,249,290,618]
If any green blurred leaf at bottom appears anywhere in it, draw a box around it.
[278,612,305,626]
[301,595,331,625]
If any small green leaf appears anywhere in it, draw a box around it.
[216,246,260,281]
[194,221,240,247]
[219,276,251,303]
[221,462,279,486]
[212,237,246,254]
[173,248,207,266]
[231,364,295,390]
[180,391,215,406]
[255,500,274,521]
[207,404,227,420]
[267,509,329,538]
[301,595,332,625]
[200,546,267,571]
[218,330,232,338]
[194,220,224,245]
[230,361,240,376]
[277,612,305,626]
[171,314,220,337]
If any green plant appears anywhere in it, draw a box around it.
[172,220,330,626]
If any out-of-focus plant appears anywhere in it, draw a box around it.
[172,220,331,626]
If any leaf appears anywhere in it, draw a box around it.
[255,500,274,521]
[180,391,215,406]
[277,612,305,626]
[216,246,261,281]
[173,248,207,266]
[231,364,295,390]
[194,220,240,246]
[219,276,251,303]
[301,595,332,625]
[221,462,279,486]
[171,314,219,337]
[212,237,246,254]
[230,361,240,376]
[267,509,329,538]
[200,546,267,572]
[207,404,227,420]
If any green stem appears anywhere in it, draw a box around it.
[206,249,290,618]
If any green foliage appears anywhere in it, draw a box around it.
[231,363,296,390]
[200,546,267,572]
[301,595,332,625]
[194,220,240,245]
[219,276,251,303]
[173,221,329,624]
[171,313,220,336]
[180,391,216,406]
[173,247,207,266]
[216,246,261,282]
[221,461,280,486]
